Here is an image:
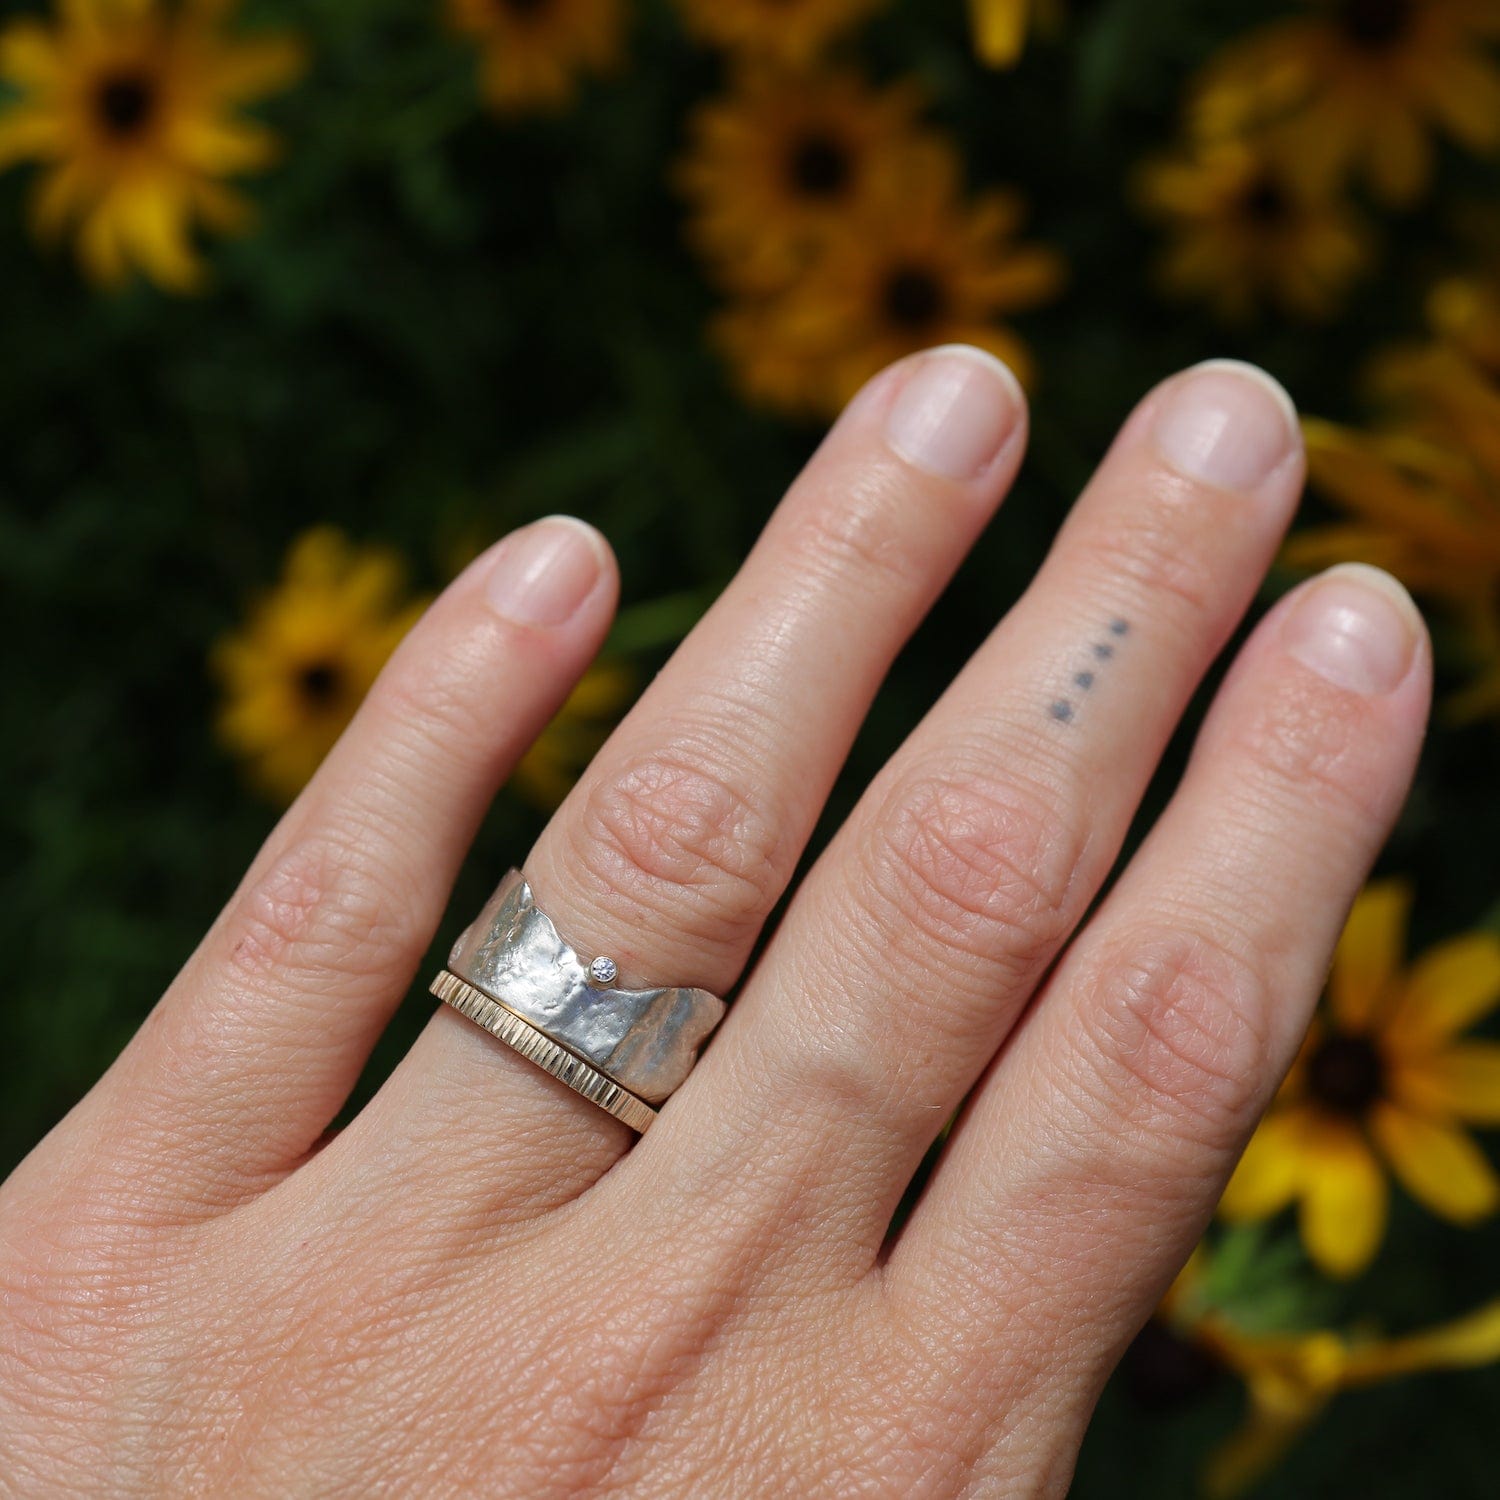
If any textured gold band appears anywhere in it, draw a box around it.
[430,970,658,1134]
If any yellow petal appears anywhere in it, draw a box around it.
[28,157,93,238]
[0,20,62,90]
[1298,1121,1387,1277]
[1341,1300,1500,1385]
[76,195,130,286]
[203,35,306,101]
[1388,932,1500,1045]
[0,107,65,168]
[1366,103,1429,207]
[1218,1110,1308,1221]
[1202,1400,1322,1500]
[114,178,204,292]
[1395,1042,1500,1125]
[1370,1103,1500,1224]
[970,0,1028,69]
[1329,880,1410,1031]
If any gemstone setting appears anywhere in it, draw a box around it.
[589,955,618,987]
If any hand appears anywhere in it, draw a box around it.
[0,350,1429,1497]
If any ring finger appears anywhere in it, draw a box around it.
[327,346,1031,1221]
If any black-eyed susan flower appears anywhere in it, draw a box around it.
[716,175,1062,418]
[510,659,634,809]
[1134,131,1373,322]
[1191,0,1500,206]
[1219,881,1500,1278]
[213,529,428,804]
[1287,415,1500,718]
[1125,1243,1500,1498]
[675,66,944,295]
[0,0,304,291]
[672,0,885,65]
[446,0,623,115]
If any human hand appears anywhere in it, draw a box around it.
[0,349,1430,1497]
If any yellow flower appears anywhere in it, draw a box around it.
[675,65,944,295]
[212,529,428,804]
[446,0,623,115]
[1128,1245,1500,1498]
[0,0,304,291]
[1287,415,1500,718]
[671,0,885,64]
[1191,0,1500,207]
[717,175,1063,419]
[1134,130,1373,322]
[1219,881,1500,1278]
[511,659,635,810]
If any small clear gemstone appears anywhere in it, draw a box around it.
[589,956,618,986]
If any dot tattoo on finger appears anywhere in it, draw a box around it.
[1050,618,1131,725]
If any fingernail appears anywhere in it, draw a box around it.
[1152,359,1298,490]
[884,345,1025,480]
[1283,564,1421,695]
[485,516,605,626]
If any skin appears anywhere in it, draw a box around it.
[0,351,1430,1498]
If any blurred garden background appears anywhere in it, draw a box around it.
[4,0,1500,1493]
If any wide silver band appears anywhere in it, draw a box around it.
[433,869,727,1130]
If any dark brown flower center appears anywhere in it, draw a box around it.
[1239,173,1291,226]
[883,265,947,330]
[494,0,550,14]
[788,133,853,198]
[1336,0,1414,49]
[1307,1032,1386,1115]
[1121,1319,1227,1413]
[95,72,155,137]
[296,661,345,708]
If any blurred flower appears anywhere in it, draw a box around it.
[717,174,1062,417]
[511,660,635,809]
[213,529,427,804]
[0,0,304,291]
[1125,1243,1500,1498]
[1287,413,1500,719]
[1134,131,1372,322]
[446,0,623,114]
[1219,881,1500,1277]
[675,66,944,294]
[1191,0,1500,207]
[672,0,885,64]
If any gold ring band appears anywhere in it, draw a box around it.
[430,970,658,1134]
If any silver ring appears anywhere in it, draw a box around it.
[431,870,727,1132]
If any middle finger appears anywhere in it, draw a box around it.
[631,360,1306,1271]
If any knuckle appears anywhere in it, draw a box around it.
[1076,479,1222,620]
[225,829,418,989]
[1073,925,1271,1156]
[783,478,930,596]
[570,736,788,942]
[1227,677,1386,822]
[378,662,493,754]
[868,764,1082,971]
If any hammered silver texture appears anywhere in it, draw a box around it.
[445,869,727,1104]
